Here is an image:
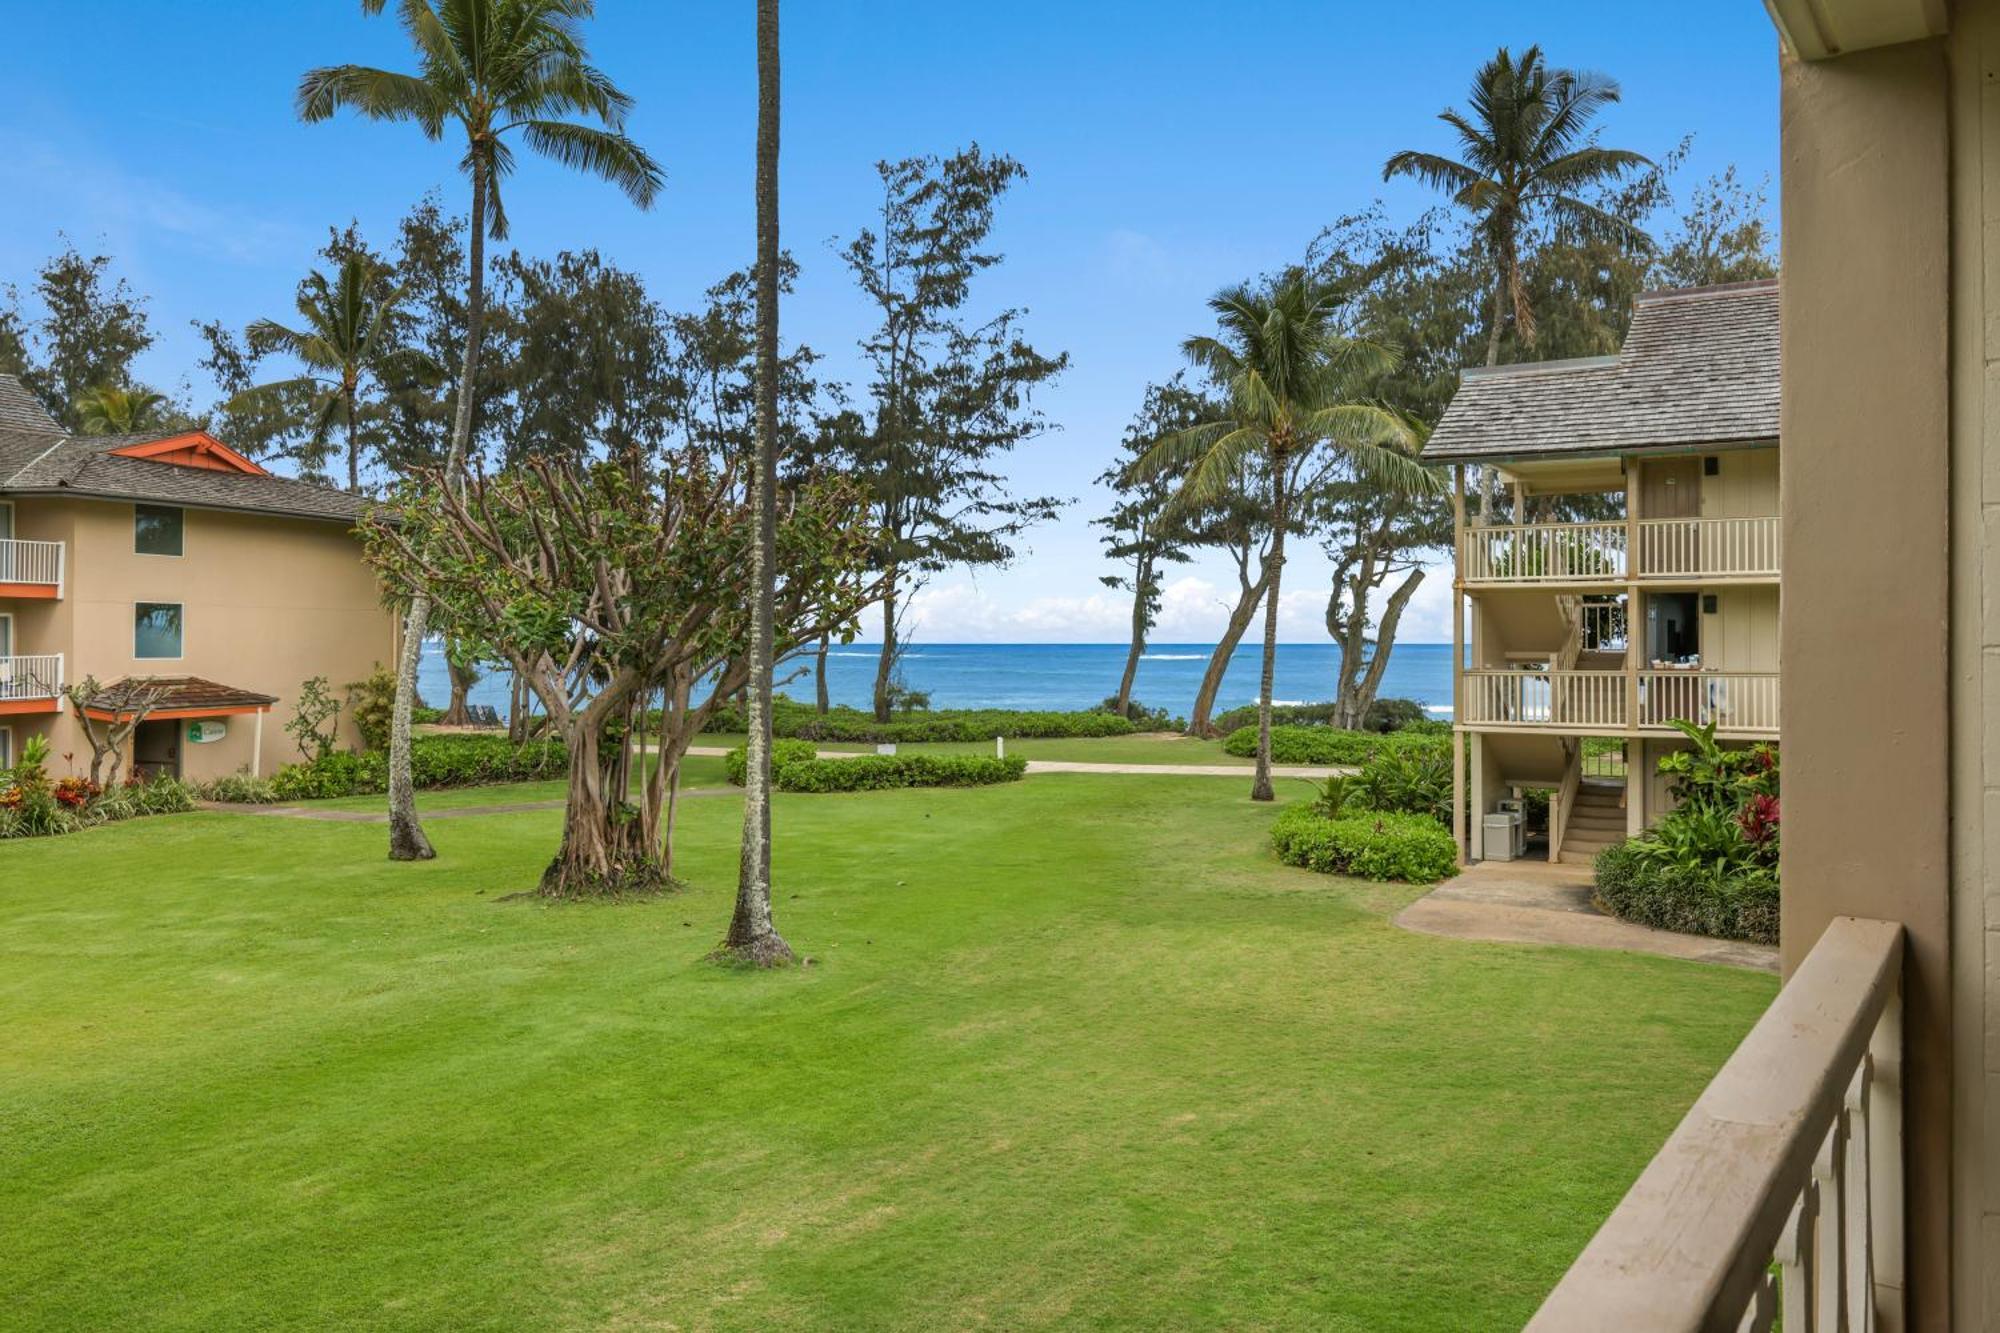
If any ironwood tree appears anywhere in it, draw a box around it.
[0,241,164,430]
[838,146,1067,721]
[1094,377,1206,717]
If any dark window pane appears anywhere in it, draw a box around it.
[135,505,183,556]
[135,603,183,659]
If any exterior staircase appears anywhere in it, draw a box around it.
[1559,779,1627,863]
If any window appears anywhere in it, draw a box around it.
[0,727,11,770]
[135,602,183,659]
[1703,456,1720,476]
[135,504,184,557]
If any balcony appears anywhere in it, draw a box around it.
[0,538,65,598]
[0,654,64,714]
[1528,917,1903,1331]
[1462,668,1779,736]
[1460,516,1780,585]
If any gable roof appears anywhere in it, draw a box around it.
[80,676,279,719]
[0,373,370,526]
[1423,279,1780,464]
[0,374,60,434]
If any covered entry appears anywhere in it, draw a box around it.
[82,677,278,780]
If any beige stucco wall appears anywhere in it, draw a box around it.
[4,496,397,782]
[1780,35,1954,1323]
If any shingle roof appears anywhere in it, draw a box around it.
[0,373,60,434]
[84,676,279,716]
[0,373,372,526]
[1423,279,1780,464]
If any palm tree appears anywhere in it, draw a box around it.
[723,0,789,967]
[73,385,168,436]
[300,0,663,862]
[1138,276,1435,801]
[1382,45,1648,366]
[233,254,436,493]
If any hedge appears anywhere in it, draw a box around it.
[1223,724,1447,766]
[724,745,1027,793]
[238,735,568,802]
[702,697,1147,743]
[1592,841,1779,945]
[722,739,819,786]
[0,775,198,839]
[1212,696,1438,735]
[1269,804,1459,884]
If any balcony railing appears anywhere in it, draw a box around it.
[1462,522,1626,582]
[1461,669,1779,736]
[1529,916,1903,1331]
[1636,515,1781,579]
[1460,516,1779,584]
[0,654,64,704]
[0,538,65,592]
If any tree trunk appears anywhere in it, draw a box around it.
[539,705,660,898]
[722,0,793,968]
[1251,470,1287,803]
[1328,560,1425,733]
[387,155,488,860]
[872,571,898,723]
[442,648,478,726]
[386,597,436,861]
[1187,567,1268,737]
[507,672,527,744]
[345,393,361,494]
[815,634,830,713]
[1114,553,1149,716]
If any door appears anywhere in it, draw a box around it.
[0,501,12,581]
[1641,457,1701,574]
[133,719,182,782]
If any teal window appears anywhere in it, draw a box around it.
[135,603,183,659]
[135,504,183,557]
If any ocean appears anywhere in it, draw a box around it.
[418,640,1457,721]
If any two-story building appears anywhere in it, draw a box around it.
[1424,279,1780,864]
[0,372,396,781]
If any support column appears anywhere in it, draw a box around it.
[1468,731,1486,862]
[1451,465,1467,863]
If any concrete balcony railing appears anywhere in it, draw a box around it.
[1461,668,1780,736]
[0,653,64,707]
[0,538,65,595]
[1460,516,1779,584]
[1529,916,1904,1331]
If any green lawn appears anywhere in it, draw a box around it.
[0,773,1773,1329]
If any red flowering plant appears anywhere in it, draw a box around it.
[1737,792,1781,851]
[52,776,102,809]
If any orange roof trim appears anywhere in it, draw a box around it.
[107,431,269,476]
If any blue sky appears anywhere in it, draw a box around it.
[0,1,1781,644]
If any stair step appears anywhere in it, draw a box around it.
[1561,831,1624,851]
[1566,814,1626,831]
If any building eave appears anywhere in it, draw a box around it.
[1764,0,1947,61]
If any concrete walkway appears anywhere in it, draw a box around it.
[680,744,1350,780]
[1394,859,1778,973]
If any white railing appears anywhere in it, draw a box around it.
[1462,522,1627,582]
[1462,670,1628,729]
[0,538,64,590]
[1636,515,1781,579]
[0,653,63,703]
[1641,670,1780,735]
[1529,917,1904,1332]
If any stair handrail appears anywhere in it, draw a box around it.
[1551,739,1582,864]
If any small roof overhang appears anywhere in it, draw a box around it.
[81,676,278,722]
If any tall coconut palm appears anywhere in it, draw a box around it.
[1382,45,1648,366]
[73,385,168,436]
[300,0,663,862]
[233,254,437,492]
[723,0,789,966]
[1138,276,1436,801]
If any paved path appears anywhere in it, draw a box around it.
[680,744,1350,780]
[1394,860,1778,973]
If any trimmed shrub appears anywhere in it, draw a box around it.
[1222,724,1446,766]
[196,772,282,804]
[1270,804,1459,884]
[0,770,195,839]
[1593,840,1779,945]
[725,745,1027,792]
[699,695,1174,740]
[261,734,567,802]
[723,739,819,786]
